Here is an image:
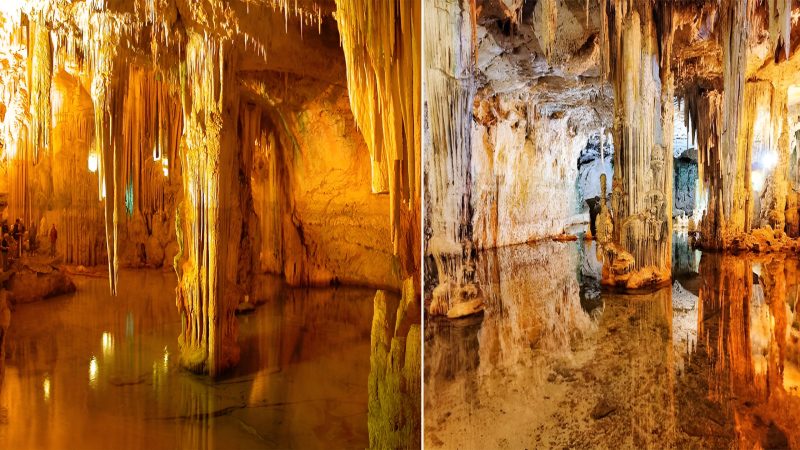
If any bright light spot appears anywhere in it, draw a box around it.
[43,376,51,401]
[101,332,113,356]
[88,152,98,173]
[761,151,778,171]
[153,146,160,161]
[163,347,169,369]
[101,183,106,199]
[4,142,16,160]
[89,356,98,387]
[752,171,766,192]
[162,159,169,177]
[0,0,25,17]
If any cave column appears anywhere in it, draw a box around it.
[175,32,242,376]
[602,1,673,287]
[766,85,790,230]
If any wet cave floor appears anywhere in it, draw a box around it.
[424,233,800,449]
[0,270,385,449]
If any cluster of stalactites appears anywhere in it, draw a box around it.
[423,0,474,256]
[536,0,558,62]
[682,87,723,241]
[334,0,421,280]
[28,17,52,162]
[118,66,182,218]
[682,80,783,246]
[767,0,792,61]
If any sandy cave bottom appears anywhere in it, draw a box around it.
[424,234,800,449]
[0,270,392,450]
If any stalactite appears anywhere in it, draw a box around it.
[91,38,123,295]
[768,0,792,60]
[601,0,673,288]
[424,0,474,252]
[333,0,421,286]
[536,0,558,62]
[28,18,51,162]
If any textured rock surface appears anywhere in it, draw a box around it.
[7,262,76,303]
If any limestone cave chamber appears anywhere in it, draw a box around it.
[0,0,421,449]
[423,0,800,448]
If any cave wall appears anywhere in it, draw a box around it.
[243,73,399,290]
[472,95,591,247]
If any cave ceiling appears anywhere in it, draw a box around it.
[475,0,800,132]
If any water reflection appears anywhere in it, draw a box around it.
[0,270,384,449]
[424,238,800,449]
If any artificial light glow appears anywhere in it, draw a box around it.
[162,158,168,177]
[88,152,98,172]
[153,146,160,161]
[43,376,51,401]
[752,171,766,192]
[4,142,17,160]
[101,332,113,356]
[761,151,778,171]
[0,0,25,18]
[89,356,98,387]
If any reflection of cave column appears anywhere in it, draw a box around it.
[761,257,787,395]
[697,254,755,400]
[424,0,475,250]
[603,2,673,285]
[175,32,241,376]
